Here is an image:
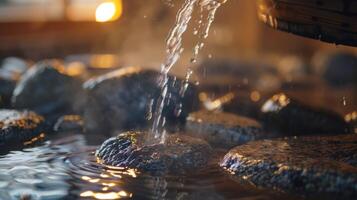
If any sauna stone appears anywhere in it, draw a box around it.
[220,134,357,199]
[12,60,82,116]
[186,110,264,148]
[261,93,350,135]
[83,66,198,133]
[0,109,47,147]
[96,131,212,175]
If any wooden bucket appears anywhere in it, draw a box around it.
[256,0,357,47]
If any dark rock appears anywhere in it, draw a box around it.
[221,92,262,119]
[83,66,199,133]
[198,91,262,119]
[53,115,83,132]
[186,110,264,148]
[0,110,47,147]
[322,52,357,87]
[12,60,82,116]
[96,131,212,175]
[261,93,350,135]
[220,134,357,199]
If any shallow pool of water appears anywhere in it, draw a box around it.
[0,131,304,200]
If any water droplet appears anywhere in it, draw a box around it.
[342,96,347,106]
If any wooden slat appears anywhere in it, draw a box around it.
[257,0,357,47]
[277,0,346,13]
[270,2,357,31]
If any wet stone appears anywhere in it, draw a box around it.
[12,60,82,116]
[220,134,357,199]
[53,115,83,132]
[83,66,198,133]
[261,93,350,135]
[186,110,264,148]
[0,110,47,147]
[96,131,212,175]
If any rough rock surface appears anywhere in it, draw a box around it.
[186,110,264,148]
[261,93,350,135]
[83,66,198,133]
[220,134,357,199]
[12,60,82,116]
[0,110,47,147]
[96,131,212,175]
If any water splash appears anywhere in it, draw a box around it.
[151,0,225,143]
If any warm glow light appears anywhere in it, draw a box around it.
[250,91,261,102]
[80,190,130,200]
[95,0,123,22]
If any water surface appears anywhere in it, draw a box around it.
[0,132,301,200]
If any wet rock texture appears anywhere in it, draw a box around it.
[96,131,212,175]
[12,60,82,116]
[220,134,357,199]
[261,93,350,135]
[186,110,264,148]
[83,66,198,133]
[0,110,46,147]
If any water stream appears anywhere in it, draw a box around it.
[151,0,226,143]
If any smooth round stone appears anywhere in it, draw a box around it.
[83,66,198,133]
[12,60,82,116]
[261,93,350,135]
[220,134,357,199]
[0,110,46,147]
[186,110,264,148]
[96,131,212,175]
